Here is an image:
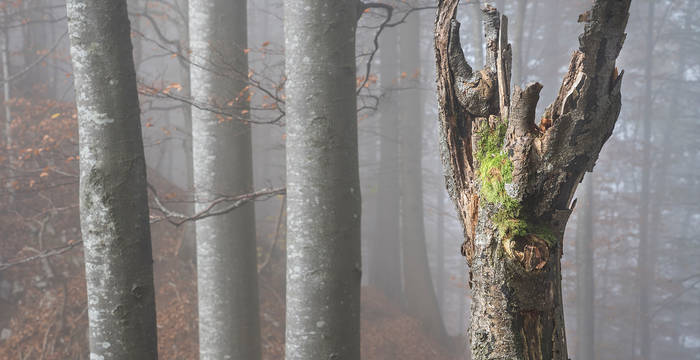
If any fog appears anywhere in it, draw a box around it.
[0,0,698,359]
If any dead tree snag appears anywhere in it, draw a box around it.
[434,0,631,358]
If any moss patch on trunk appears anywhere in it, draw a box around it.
[476,120,556,249]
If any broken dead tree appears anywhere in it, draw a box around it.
[434,0,631,358]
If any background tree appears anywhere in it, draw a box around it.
[399,9,448,341]
[66,0,159,358]
[368,17,402,303]
[189,0,262,358]
[434,0,630,358]
[575,176,594,360]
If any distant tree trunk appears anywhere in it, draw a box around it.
[436,184,446,313]
[434,1,630,358]
[468,1,483,69]
[283,1,361,359]
[66,1,158,359]
[511,0,527,87]
[1,25,11,157]
[400,10,448,341]
[177,0,196,264]
[189,0,261,359]
[637,1,655,359]
[369,22,402,302]
[575,176,594,360]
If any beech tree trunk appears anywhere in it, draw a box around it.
[433,1,630,358]
[283,1,361,359]
[66,1,158,358]
[369,22,402,302]
[399,10,448,341]
[189,0,261,359]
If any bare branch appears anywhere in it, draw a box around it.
[0,240,83,272]
[148,184,286,226]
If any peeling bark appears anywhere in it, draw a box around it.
[434,1,631,358]
[66,1,158,358]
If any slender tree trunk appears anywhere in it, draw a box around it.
[177,0,196,264]
[2,26,11,154]
[434,1,630,358]
[469,1,483,69]
[66,1,158,358]
[189,0,261,359]
[575,176,594,360]
[436,183,446,313]
[369,22,402,302]
[511,0,527,87]
[638,2,654,359]
[400,10,448,341]
[283,1,361,359]
[1,22,12,205]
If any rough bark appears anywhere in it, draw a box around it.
[575,176,594,360]
[434,1,630,358]
[369,23,402,302]
[66,1,159,359]
[400,10,448,341]
[189,0,262,359]
[284,1,361,359]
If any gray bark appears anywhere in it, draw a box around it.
[400,10,448,341]
[284,1,361,359]
[369,23,401,302]
[66,1,159,359]
[575,176,594,360]
[189,0,261,359]
[434,1,630,358]
[637,1,655,359]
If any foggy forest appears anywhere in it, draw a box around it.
[0,0,698,359]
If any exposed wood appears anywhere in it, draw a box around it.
[434,0,631,358]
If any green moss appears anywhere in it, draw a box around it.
[475,120,557,248]
[476,120,512,205]
[526,223,557,247]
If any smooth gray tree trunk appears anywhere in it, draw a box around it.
[284,1,361,359]
[176,0,196,264]
[575,176,594,360]
[369,23,401,302]
[189,0,261,359]
[66,1,159,358]
[400,11,448,341]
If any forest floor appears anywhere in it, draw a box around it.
[0,171,462,359]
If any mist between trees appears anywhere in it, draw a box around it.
[0,0,698,359]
